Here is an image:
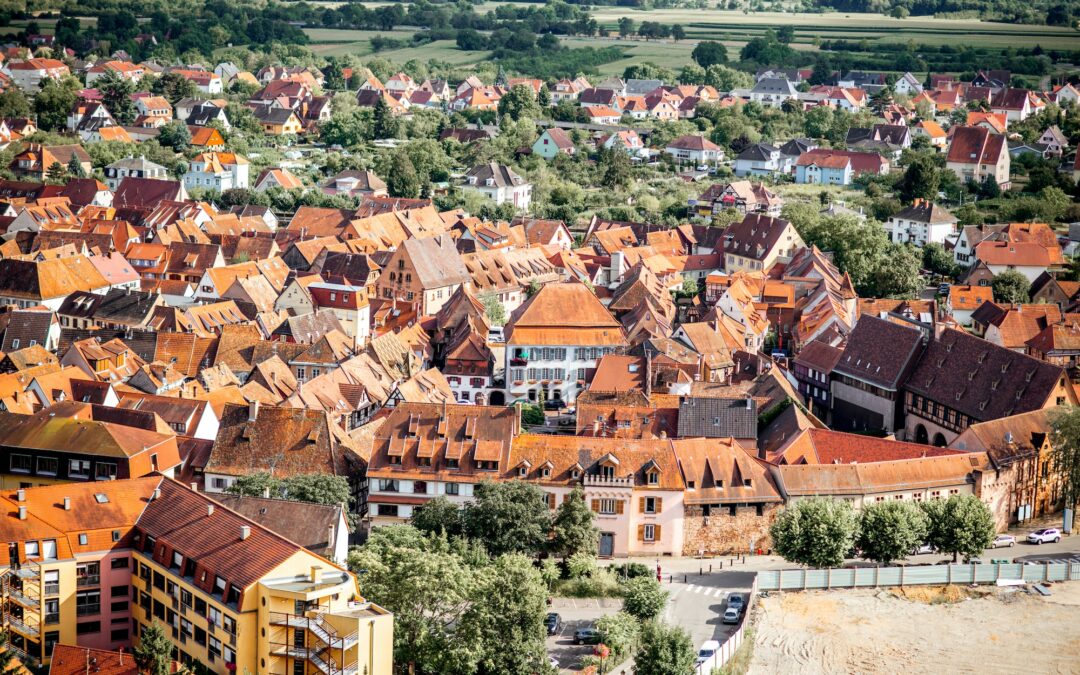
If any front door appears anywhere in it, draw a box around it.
[599,532,615,558]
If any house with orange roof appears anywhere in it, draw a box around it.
[971,240,1058,284]
[182,152,250,191]
[946,284,994,326]
[966,110,1008,134]
[252,166,303,192]
[946,125,1010,189]
[85,60,144,85]
[912,120,947,148]
[187,126,225,150]
[448,86,497,112]
[4,57,69,91]
[584,105,621,125]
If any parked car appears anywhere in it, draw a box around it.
[911,543,935,555]
[1028,528,1062,544]
[727,593,745,610]
[721,606,742,625]
[547,655,560,669]
[696,640,720,666]
[963,556,983,564]
[545,612,562,636]
[543,399,567,411]
[573,628,601,645]
[991,534,1016,548]
[696,164,710,172]
[938,282,950,295]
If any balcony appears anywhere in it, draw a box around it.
[509,358,528,367]
[77,575,100,588]
[583,474,634,488]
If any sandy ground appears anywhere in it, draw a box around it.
[749,582,1080,675]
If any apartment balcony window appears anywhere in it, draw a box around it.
[69,459,91,479]
[37,456,58,476]
[44,599,59,625]
[76,562,100,588]
[10,454,30,473]
[44,570,59,596]
[76,590,101,616]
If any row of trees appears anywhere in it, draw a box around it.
[771,494,997,568]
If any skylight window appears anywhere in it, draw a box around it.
[94,493,109,504]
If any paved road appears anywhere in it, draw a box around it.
[664,569,755,647]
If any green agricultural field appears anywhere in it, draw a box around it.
[373,40,492,66]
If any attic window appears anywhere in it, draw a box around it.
[743,478,752,487]
[94,493,109,504]
[518,466,527,477]
[571,469,580,479]
[542,467,551,478]
[647,471,659,485]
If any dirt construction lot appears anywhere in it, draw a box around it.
[749,583,1080,674]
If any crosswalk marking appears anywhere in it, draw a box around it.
[687,585,698,593]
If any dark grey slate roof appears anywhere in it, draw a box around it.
[677,396,758,439]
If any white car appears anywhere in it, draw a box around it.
[1028,528,1062,544]
[991,534,1016,548]
[911,543,935,555]
[487,327,505,343]
[696,640,720,666]
[696,164,710,172]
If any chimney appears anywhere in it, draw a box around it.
[514,401,523,435]
[190,483,198,492]
[207,504,215,517]
[63,497,71,510]
[151,488,160,500]
[16,489,25,502]
[248,400,259,422]
[262,486,270,499]
[327,524,335,546]
[240,525,251,540]
[18,505,26,520]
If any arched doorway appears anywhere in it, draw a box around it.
[914,423,929,445]
[932,432,947,447]
[488,390,505,406]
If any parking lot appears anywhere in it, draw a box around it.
[544,597,622,672]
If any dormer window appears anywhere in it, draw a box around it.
[518,466,527,477]
[647,471,659,485]
[542,467,551,478]
[571,469,580,479]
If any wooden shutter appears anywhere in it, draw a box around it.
[615,500,624,515]
[591,499,600,513]
[638,497,646,513]
[655,497,663,513]
[563,494,570,504]
[654,524,662,541]
[637,524,645,541]
[548,493,556,509]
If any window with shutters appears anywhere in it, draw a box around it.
[599,498,616,515]
[643,497,658,514]
[643,524,656,542]
[547,493,556,509]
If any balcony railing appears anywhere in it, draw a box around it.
[77,575,100,588]
[583,474,634,488]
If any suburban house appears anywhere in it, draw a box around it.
[692,182,781,219]
[182,152,250,191]
[721,213,805,273]
[532,128,576,160]
[375,234,470,315]
[664,135,724,164]
[734,143,782,177]
[946,126,1011,189]
[463,162,532,209]
[886,200,958,247]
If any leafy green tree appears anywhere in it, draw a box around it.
[473,294,503,330]
[283,474,351,507]
[0,89,30,120]
[66,156,86,179]
[770,497,858,568]
[45,162,67,185]
[150,72,197,102]
[599,148,631,190]
[498,84,540,122]
[372,95,399,139]
[622,577,668,621]
[0,632,25,675]
[134,622,175,675]
[922,242,960,279]
[97,70,136,125]
[870,243,923,299]
[466,553,548,675]
[896,155,941,203]
[386,149,420,198]
[158,120,191,151]
[777,25,796,43]
[456,28,487,51]
[634,622,696,675]
[566,551,595,579]
[921,494,996,562]
[856,500,929,565]
[321,109,372,147]
[991,270,1031,304]
[617,17,635,37]
[34,76,80,131]
[412,496,464,537]
[595,612,639,662]
[463,481,551,557]
[348,527,478,674]
[1051,406,1080,530]
[520,404,544,426]
[537,85,551,108]
[671,24,686,42]
[225,473,282,498]
[551,487,599,557]
[783,205,890,296]
[691,40,728,67]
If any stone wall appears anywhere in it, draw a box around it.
[682,503,780,556]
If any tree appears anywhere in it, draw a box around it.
[480,292,506,326]
[680,275,699,297]
[158,120,191,151]
[622,577,668,621]
[45,161,67,185]
[922,242,960,279]
[777,25,796,43]
[595,612,639,662]
[1051,406,1080,530]
[226,473,283,498]
[0,633,25,675]
[66,155,86,179]
[498,84,540,122]
[97,70,136,125]
[321,109,371,148]
[991,270,1031,304]
[921,494,996,562]
[0,89,30,120]
[282,474,351,507]
[634,622,696,675]
[463,481,551,557]
[671,24,686,42]
[372,95,399,139]
[34,76,80,131]
[150,72,197,102]
[896,156,941,203]
[466,553,548,675]
[520,404,544,426]
[617,17,635,37]
[456,28,487,51]
[134,622,175,675]
[770,497,858,568]
[412,496,463,537]
[692,40,728,68]
[856,501,929,565]
[550,487,599,557]
[599,148,631,190]
[386,149,420,198]
[870,243,923,299]
[537,85,551,108]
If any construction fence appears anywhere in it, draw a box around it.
[758,561,1080,591]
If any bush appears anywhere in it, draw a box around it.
[554,568,623,598]
[622,577,668,621]
[609,562,653,579]
[567,551,596,579]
